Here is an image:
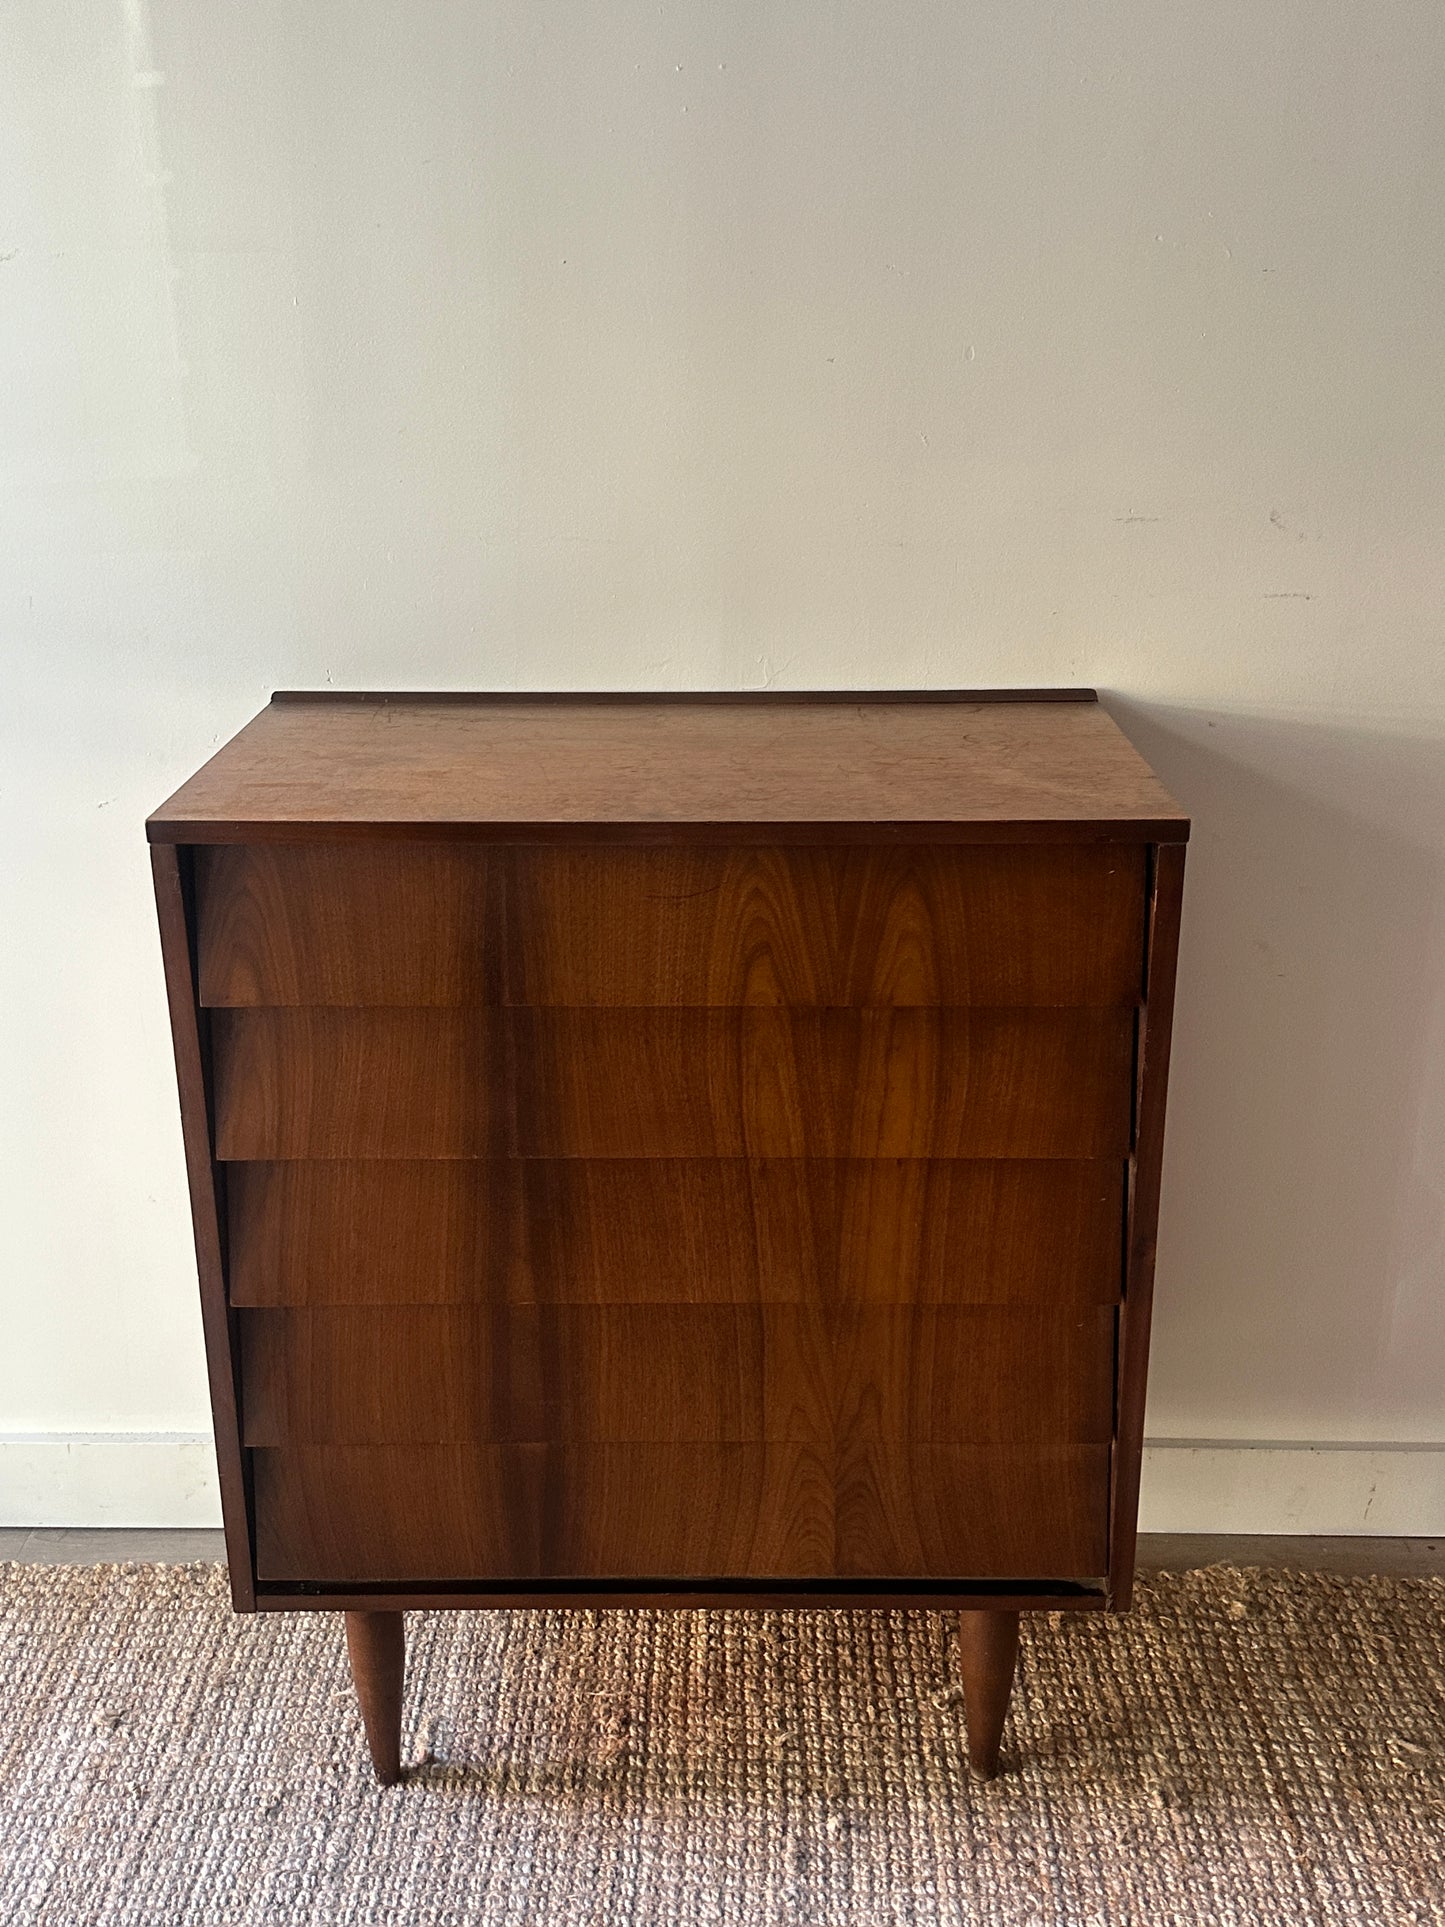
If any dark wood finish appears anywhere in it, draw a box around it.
[267,689,1099,705]
[196,843,501,1009]
[215,1008,504,1161]
[239,1305,1116,1445]
[956,1609,1021,1779]
[212,1006,1135,1162]
[147,694,1190,845]
[151,692,1187,1781]
[834,1447,1107,1578]
[196,843,1145,1009]
[266,1584,1108,1613]
[150,846,254,1610]
[255,1443,824,1582]
[1109,842,1188,1607]
[226,1158,1126,1309]
[252,1443,1109,1583]
[344,1611,405,1786]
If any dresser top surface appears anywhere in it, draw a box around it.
[147,690,1188,845]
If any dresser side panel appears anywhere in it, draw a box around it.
[1109,842,1187,1606]
[151,844,254,1609]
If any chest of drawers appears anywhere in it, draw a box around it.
[149,689,1187,1783]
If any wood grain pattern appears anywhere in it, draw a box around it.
[226,1158,1126,1308]
[152,692,1186,1646]
[251,1442,1109,1582]
[253,1443,826,1581]
[213,1007,1135,1161]
[956,1610,1021,1778]
[832,1447,1108,1577]
[195,843,500,1009]
[344,1611,405,1786]
[238,1305,1116,1445]
[216,1007,502,1160]
[148,694,1190,845]
[195,843,1145,1008]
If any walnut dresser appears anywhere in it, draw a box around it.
[149,689,1188,1784]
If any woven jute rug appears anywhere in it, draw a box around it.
[1,1564,1442,1925]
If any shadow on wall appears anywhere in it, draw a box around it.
[1104,697,1445,1446]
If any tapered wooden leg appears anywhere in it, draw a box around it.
[957,1609,1020,1780]
[344,1610,405,1785]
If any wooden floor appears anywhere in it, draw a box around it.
[1,1528,1442,1575]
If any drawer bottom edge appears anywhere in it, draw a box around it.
[250,1576,1110,1614]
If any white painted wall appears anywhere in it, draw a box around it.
[2,2,1443,1529]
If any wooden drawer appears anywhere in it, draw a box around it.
[195,843,1146,1008]
[251,1441,1110,1582]
[226,1157,1125,1308]
[212,1007,1135,1160]
[238,1305,1116,1445]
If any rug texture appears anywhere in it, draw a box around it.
[1,1563,1442,1926]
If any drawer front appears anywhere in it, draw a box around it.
[196,843,1146,1008]
[208,834,1139,1593]
[212,1007,1134,1161]
[196,844,500,1009]
[252,1442,1110,1582]
[239,1305,1116,1445]
[227,1157,1125,1308]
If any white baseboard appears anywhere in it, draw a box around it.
[2,1434,1443,1535]
[0,1435,223,1528]
[1138,1439,1445,1536]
